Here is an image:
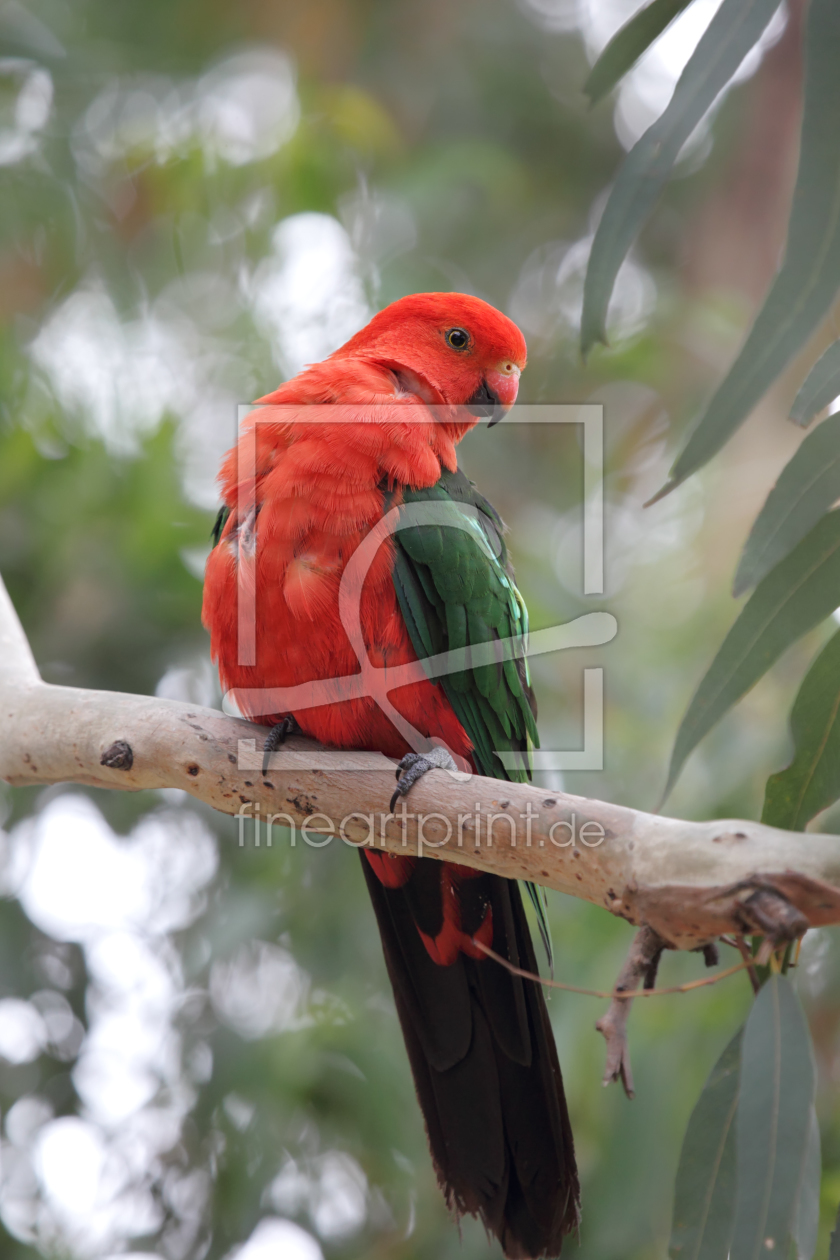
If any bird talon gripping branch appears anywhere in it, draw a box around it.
[261,714,300,776]
[389,746,459,811]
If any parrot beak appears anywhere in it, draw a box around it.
[466,378,503,421]
[477,364,521,425]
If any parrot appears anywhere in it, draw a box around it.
[202,292,579,1258]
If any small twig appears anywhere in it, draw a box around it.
[473,941,752,1002]
[594,926,665,1099]
[642,942,665,991]
[721,934,761,994]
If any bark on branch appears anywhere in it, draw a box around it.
[2,574,840,951]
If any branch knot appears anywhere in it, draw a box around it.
[100,740,134,771]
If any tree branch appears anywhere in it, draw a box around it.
[0,574,40,688]
[596,925,666,1099]
[2,572,840,952]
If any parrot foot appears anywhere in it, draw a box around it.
[389,746,458,812]
[262,715,300,775]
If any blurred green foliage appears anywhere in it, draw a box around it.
[2,0,840,1258]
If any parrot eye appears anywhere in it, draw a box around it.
[445,328,470,351]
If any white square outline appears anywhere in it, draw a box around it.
[224,402,611,772]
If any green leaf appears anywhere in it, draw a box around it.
[583,0,698,106]
[733,413,840,597]
[829,1198,840,1260]
[581,0,780,355]
[664,510,840,801]
[790,342,840,427]
[761,627,840,831]
[790,1107,821,1260]
[661,0,840,495]
[668,1029,742,1260]
[731,976,816,1260]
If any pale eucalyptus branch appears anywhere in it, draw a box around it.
[0,573,39,688]
[1,572,840,958]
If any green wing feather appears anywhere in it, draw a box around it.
[211,505,230,546]
[389,467,551,965]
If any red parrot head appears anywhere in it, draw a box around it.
[335,292,527,423]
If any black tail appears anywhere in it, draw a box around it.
[361,855,579,1258]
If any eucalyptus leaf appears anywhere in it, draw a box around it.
[733,413,840,597]
[662,0,840,495]
[790,1107,821,1260]
[584,0,697,106]
[731,976,815,1260]
[664,510,840,801]
[829,1198,840,1260]
[581,0,780,355]
[790,341,840,427]
[668,1029,741,1260]
[761,627,840,831]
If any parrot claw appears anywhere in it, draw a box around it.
[262,715,300,775]
[389,746,458,812]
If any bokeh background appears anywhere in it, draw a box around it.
[2,0,839,1257]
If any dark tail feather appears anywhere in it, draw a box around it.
[360,855,579,1258]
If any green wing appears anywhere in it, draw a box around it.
[391,466,539,781]
[390,468,551,962]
